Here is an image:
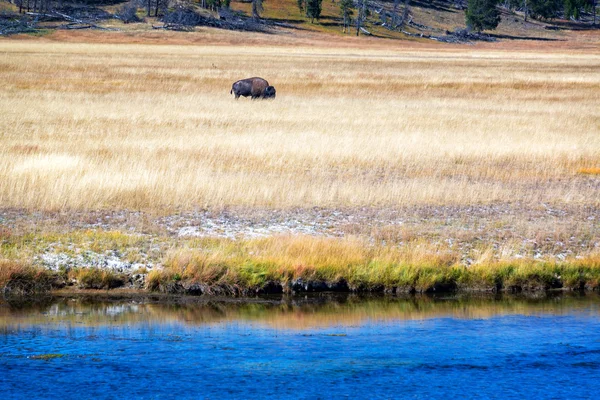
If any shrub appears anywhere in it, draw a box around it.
[162,7,204,27]
[117,2,142,24]
[466,0,501,32]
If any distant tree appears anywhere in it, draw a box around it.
[396,0,411,29]
[466,0,501,31]
[563,0,593,20]
[198,0,231,9]
[146,0,167,17]
[297,0,308,16]
[118,1,142,23]
[380,0,409,30]
[306,0,322,22]
[528,0,562,19]
[206,0,222,11]
[22,0,54,13]
[563,0,579,19]
[339,0,354,32]
[252,0,264,19]
[355,0,366,35]
[14,0,24,13]
[157,0,168,17]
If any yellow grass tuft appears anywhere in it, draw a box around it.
[0,260,29,289]
[68,268,126,290]
[0,259,54,295]
[578,167,600,175]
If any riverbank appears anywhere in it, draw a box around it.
[2,206,599,297]
[1,39,598,299]
[1,225,598,297]
[3,257,599,297]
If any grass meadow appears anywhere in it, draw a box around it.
[0,37,599,293]
[1,41,599,210]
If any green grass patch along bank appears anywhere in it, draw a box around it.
[1,235,599,297]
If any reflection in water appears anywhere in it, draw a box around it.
[1,294,599,399]
[1,293,599,330]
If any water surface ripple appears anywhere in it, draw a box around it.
[1,294,599,399]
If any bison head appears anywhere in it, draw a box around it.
[265,86,276,99]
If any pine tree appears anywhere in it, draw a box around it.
[563,0,591,20]
[528,0,562,20]
[465,0,501,32]
[356,0,366,36]
[297,0,308,17]
[339,0,354,33]
[307,0,322,23]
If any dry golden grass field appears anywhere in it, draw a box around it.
[1,38,599,210]
[1,30,600,293]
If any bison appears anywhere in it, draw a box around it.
[230,77,276,100]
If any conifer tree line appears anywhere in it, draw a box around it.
[467,0,597,31]
[4,0,232,16]
[9,0,60,13]
[3,0,598,30]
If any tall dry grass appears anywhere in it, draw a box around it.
[0,42,599,210]
[146,235,600,293]
[0,259,54,295]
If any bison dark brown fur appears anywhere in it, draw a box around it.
[230,77,276,100]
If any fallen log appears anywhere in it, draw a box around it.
[26,11,116,31]
[64,24,93,30]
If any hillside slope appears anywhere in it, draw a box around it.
[2,0,598,44]
[228,0,588,41]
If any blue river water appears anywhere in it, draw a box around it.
[1,295,599,399]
